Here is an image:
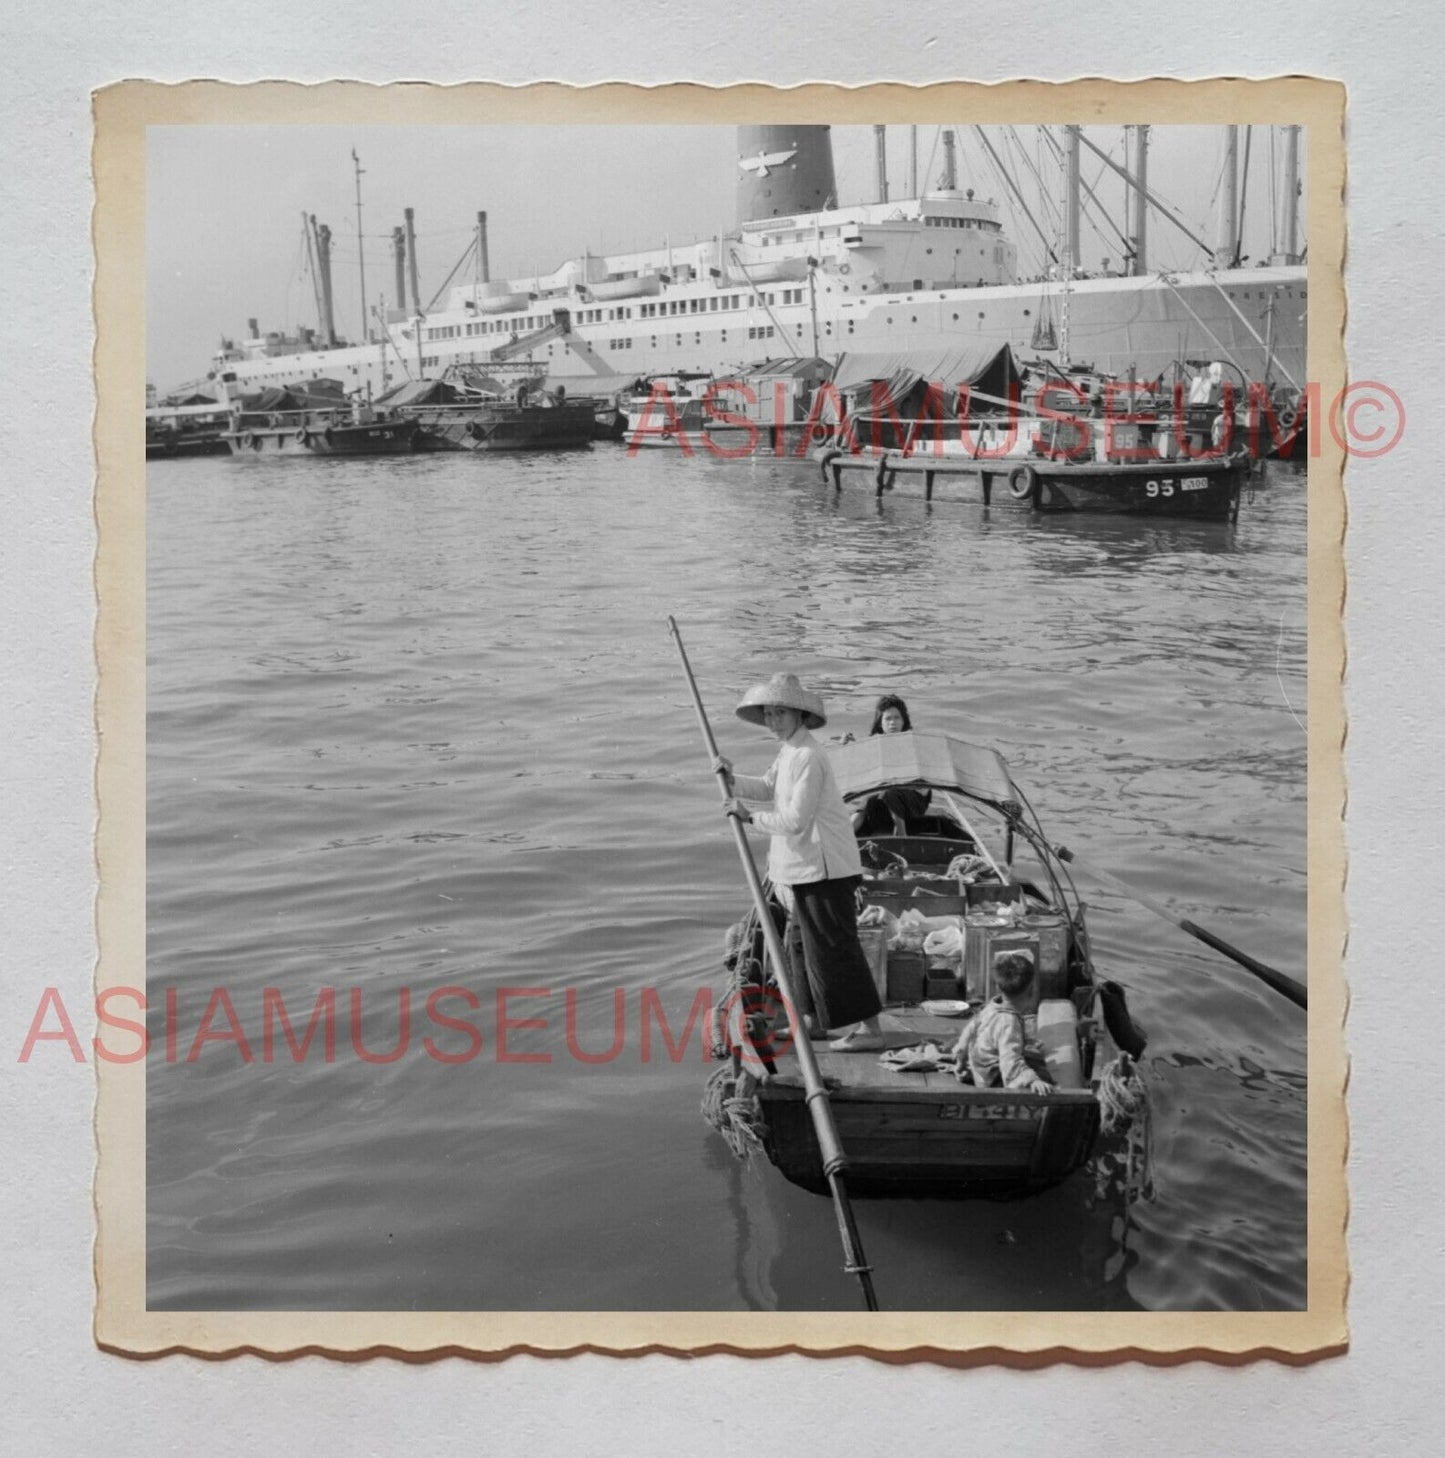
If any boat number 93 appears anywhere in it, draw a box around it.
[1145,476,1209,496]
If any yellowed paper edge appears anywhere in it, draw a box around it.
[95,76,1347,1361]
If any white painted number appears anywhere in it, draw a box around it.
[1147,476,1210,497]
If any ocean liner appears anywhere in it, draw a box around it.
[181,125,1307,404]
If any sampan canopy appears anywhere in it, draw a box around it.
[829,730,1022,816]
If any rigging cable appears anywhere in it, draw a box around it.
[1038,126,1135,268]
[972,126,1058,274]
[424,235,480,315]
[1236,125,1253,265]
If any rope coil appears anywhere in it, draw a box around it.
[1096,1053,1154,1203]
[701,1065,764,1161]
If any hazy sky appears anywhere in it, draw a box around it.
[146,123,1306,390]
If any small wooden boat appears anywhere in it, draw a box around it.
[708,730,1146,1199]
[146,401,232,459]
[814,423,1250,520]
[812,353,1256,520]
[623,361,831,453]
[401,397,597,452]
[224,410,424,457]
[621,373,715,448]
[1006,453,1249,519]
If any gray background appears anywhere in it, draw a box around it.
[2,3,1436,1451]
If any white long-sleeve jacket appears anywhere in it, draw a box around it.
[731,727,863,888]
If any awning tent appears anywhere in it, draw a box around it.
[737,356,833,383]
[236,379,350,413]
[826,342,1023,417]
[538,370,641,400]
[828,731,1022,816]
[376,378,473,408]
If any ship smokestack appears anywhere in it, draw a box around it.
[248,317,259,339]
[874,124,889,203]
[316,223,338,346]
[477,211,490,284]
[735,126,838,225]
[404,207,421,315]
[392,227,406,312]
[941,129,958,191]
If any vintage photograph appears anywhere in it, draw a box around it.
[97,82,1343,1352]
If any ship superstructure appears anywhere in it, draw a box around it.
[193,125,1307,404]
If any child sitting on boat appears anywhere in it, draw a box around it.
[958,950,1054,1095]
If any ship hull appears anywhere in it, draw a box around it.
[225,418,424,456]
[415,404,596,452]
[1026,456,1248,520]
[209,267,1305,411]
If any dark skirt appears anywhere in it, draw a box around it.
[785,875,884,1031]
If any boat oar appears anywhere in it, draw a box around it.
[1055,845,1307,1010]
[667,616,880,1313]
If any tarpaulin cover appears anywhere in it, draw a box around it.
[738,356,832,381]
[828,342,1022,410]
[237,379,349,412]
[538,370,640,399]
[377,378,470,407]
[829,730,1022,815]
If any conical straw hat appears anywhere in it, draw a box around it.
[735,672,827,729]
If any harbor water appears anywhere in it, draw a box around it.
[146,445,1309,1312]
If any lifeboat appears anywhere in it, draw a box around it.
[587,272,664,302]
[474,290,532,315]
[729,256,809,285]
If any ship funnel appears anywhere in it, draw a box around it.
[736,125,837,224]
[477,211,491,284]
[316,223,338,346]
[392,227,406,311]
[247,317,259,339]
[941,130,958,192]
[874,124,888,203]
[404,207,421,315]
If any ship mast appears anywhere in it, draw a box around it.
[1064,125,1081,276]
[1128,125,1149,274]
[352,149,369,342]
[1216,126,1239,269]
[1075,130,1215,260]
[1281,124,1302,264]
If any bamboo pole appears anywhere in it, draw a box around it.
[668,617,879,1311]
